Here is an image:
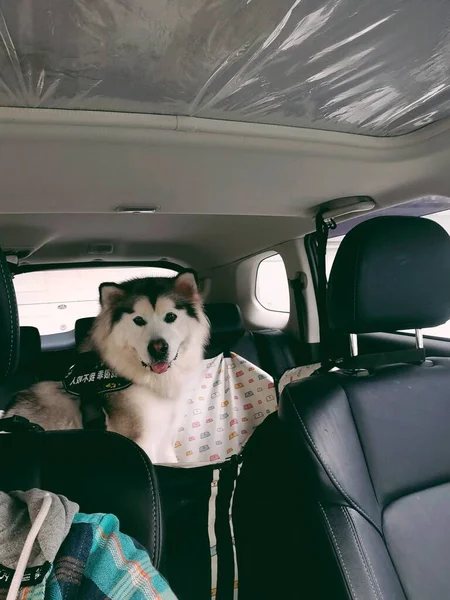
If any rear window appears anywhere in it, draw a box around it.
[14,266,177,336]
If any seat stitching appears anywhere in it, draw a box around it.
[318,502,357,600]
[339,379,382,509]
[342,507,383,600]
[286,387,378,531]
[0,256,15,377]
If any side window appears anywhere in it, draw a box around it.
[255,253,290,313]
[325,203,450,339]
[325,236,344,279]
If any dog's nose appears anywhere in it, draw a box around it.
[148,338,169,359]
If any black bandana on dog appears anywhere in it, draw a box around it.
[63,352,132,397]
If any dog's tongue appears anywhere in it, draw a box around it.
[151,362,169,374]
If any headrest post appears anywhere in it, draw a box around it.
[415,329,424,350]
[350,333,358,357]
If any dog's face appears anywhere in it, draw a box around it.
[95,272,209,378]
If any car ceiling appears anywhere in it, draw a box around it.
[0,213,311,270]
[2,1,450,269]
[2,109,450,269]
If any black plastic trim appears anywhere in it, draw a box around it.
[40,330,76,351]
[12,260,184,275]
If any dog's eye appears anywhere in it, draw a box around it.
[133,316,147,327]
[164,312,178,324]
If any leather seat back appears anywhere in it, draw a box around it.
[0,250,19,381]
[0,429,163,565]
[0,326,41,410]
[279,216,450,599]
[252,329,297,380]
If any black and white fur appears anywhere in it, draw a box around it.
[6,272,210,463]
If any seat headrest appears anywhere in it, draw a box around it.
[328,216,450,334]
[0,428,162,564]
[19,326,41,366]
[75,317,94,348]
[0,248,19,381]
[205,303,244,339]
[204,303,245,356]
[75,303,245,355]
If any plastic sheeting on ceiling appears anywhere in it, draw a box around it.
[0,0,449,137]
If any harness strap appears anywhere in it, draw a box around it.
[80,393,107,430]
[290,272,308,339]
[62,351,130,431]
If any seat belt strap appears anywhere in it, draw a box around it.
[290,272,308,339]
[80,393,107,430]
[315,212,336,372]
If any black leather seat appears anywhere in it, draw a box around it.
[252,328,299,380]
[0,326,41,410]
[0,249,20,411]
[0,247,163,565]
[75,315,95,348]
[0,429,163,564]
[0,248,19,382]
[279,216,450,599]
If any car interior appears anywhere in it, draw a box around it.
[2,1,450,599]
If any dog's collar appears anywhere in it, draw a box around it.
[63,352,132,397]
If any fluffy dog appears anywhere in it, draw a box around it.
[6,271,210,464]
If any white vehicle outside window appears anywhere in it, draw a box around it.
[13,266,177,336]
[255,253,290,313]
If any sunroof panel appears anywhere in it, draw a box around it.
[1,0,449,136]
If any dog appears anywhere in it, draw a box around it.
[5,271,210,464]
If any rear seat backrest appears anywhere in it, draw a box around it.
[19,326,41,370]
[252,329,298,381]
[75,317,94,348]
[204,303,246,358]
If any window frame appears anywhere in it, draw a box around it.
[11,259,184,275]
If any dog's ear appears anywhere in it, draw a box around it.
[174,270,200,301]
[99,282,125,308]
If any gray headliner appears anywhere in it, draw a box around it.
[0,213,309,270]
[2,108,450,269]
